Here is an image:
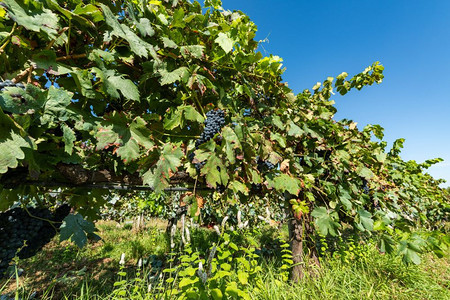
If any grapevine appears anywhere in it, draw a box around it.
[0,0,447,280]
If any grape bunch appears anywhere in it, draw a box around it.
[190,109,226,174]
[257,159,276,172]
[362,179,370,195]
[188,152,206,173]
[195,109,226,148]
[250,159,276,195]
[0,205,71,278]
[0,80,25,90]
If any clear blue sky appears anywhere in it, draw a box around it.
[222,0,450,186]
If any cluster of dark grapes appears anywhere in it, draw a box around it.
[251,159,276,194]
[194,110,225,148]
[0,80,25,90]
[362,179,370,195]
[257,159,276,172]
[0,205,70,278]
[190,109,226,173]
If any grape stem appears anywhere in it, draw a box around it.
[192,92,206,118]
[0,23,17,53]
[23,206,58,231]
[153,129,200,139]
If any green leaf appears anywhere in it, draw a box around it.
[130,117,154,149]
[41,86,76,124]
[142,143,183,193]
[161,37,178,49]
[59,214,101,248]
[378,234,396,254]
[72,4,104,22]
[0,86,46,114]
[375,152,387,163]
[357,209,374,231]
[0,130,32,174]
[180,45,204,59]
[164,110,182,130]
[178,277,198,288]
[287,121,303,137]
[270,132,286,148]
[181,105,204,123]
[200,154,229,188]
[398,241,421,265]
[115,138,140,163]
[271,116,285,130]
[71,68,95,99]
[92,67,139,101]
[210,288,223,300]
[135,18,154,37]
[339,188,353,211]
[159,67,189,85]
[171,7,185,28]
[0,188,20,211]
[222,127,241,164]
[237,271,248,285]
[356,165,374,180]
[215,32,234,54]
[267,174,300,195]
[2,0,59,38]
[31,50,56,71]
[228,180,248,195]
[100,4,157,59]
[311,207,340,236]
[96,113,153,162]
[61,123,76,155]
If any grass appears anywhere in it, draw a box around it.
[1,220,448,299]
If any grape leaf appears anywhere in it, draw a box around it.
[2,0,59,38]
[72,3,104,22]
[311,207,340,236]
[378,234,396,254]
[135,18,155,36]
[96,114,153,162]
[181,105,204,123]
[142,143,183,193]
[356,209,374,231]
[171,7,185,28]
[61,123,76,155]
[215,32,233,53]
[339,188,353,211]
[287,120,303,137]
[356,165,374,180]
[200,153,229,188]
[0,130,32,174]
[41,86,75,124]
[180,45,204,59]
[398,240,421,265]
[222,127,241,164]
[267,174,300,195]
[71,68,96,99]
[161,37,178,48]
[92,67,139,101]
[60,213,101,248]
[100,4,157,59]
[129,117,154,149]
[159,67,189,85]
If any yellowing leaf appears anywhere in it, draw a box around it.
[215,32,234,54]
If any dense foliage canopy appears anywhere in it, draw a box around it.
[0,0,448,270]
